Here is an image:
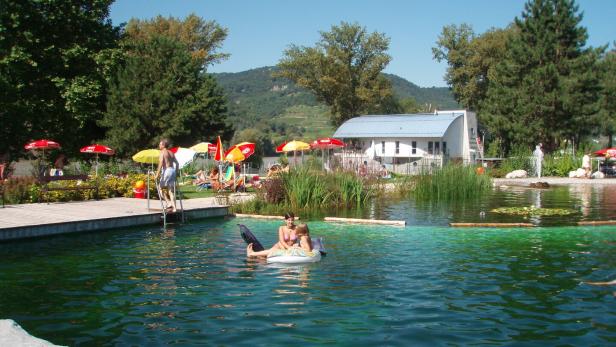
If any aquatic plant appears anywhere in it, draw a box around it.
[412,164,492,201]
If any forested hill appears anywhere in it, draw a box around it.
[212,66,458,135]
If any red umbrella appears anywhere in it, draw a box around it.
[24,139,61,151]
[214,136,224,162]
[80,144,114,155]
[594,148,616,158]
[80,144,115,176]
[311,138,344,170]
[24,140,61,177]
[224,142,256,163]
[310,137,345,149]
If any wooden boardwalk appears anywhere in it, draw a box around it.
[0,195,253,241]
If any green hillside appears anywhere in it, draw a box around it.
[212,66,458,140]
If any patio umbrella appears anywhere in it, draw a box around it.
[190,142,213,154]
[276,140,311,164]
[132,149,160,210]
[24,139,61,177]
[225,142,256,190]
[311,138,345,170]
[224,142,256,163]
[190,142,215,170]
[594,148,616,158]
[170,147,197,169]
[80,144,115,177]
[214,136,224,162]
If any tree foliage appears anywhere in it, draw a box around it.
[598,47,616,147]
[124,14,229,69]
[100,36,232,156]
[0,0,119,160]
[433,24,514,111]
[482,0,602,153]
[276,22,393,126]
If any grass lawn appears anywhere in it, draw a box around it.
[179,184,216,199]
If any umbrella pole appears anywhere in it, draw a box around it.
[95,154,99,177]
[147,163,152,210]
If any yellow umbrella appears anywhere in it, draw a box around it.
[132,149,160,210]
[276,140,311,153]
[132,149,160,164]
[190,142,212,153]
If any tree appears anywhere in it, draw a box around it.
[101,36,232,156]
[124,14,229,70]
[598,47,616,147]
[276,22,393,126]
[0,0,119,160]
[433,24,514,111]
[481,0,602,153]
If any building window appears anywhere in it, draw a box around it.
[395,141,400,154]
[412,141,416,155]
[442,142,447,155]
[428,141,433,155]
[435,142,440,155]
[381,141,385,154]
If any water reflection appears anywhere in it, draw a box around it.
[367,184,616,226]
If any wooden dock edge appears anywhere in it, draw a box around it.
[577,220,616,226]
[324,217,406,226]
[450,222,535,228]
[233,214,299,220]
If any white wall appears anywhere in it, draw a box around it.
[362,138,452,158]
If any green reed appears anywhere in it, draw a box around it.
[232,167,372,214]
[412,164,492,201]
[280,167,332,210]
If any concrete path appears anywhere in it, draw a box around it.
[0,194,253,241]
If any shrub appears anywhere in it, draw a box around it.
[1,177,38,204]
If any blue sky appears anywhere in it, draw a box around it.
[109,0,616,87]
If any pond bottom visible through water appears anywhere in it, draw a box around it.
[0,216,615,346]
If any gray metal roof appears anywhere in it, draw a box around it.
[333,113,464,138]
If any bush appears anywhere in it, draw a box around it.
[543,154,580,177]
[1,173,157,204]
[1,177,39,204]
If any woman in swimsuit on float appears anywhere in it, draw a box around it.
[247,212,298,257]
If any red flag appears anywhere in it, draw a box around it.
[214,136,223,161]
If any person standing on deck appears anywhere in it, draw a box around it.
[155,139,180,212]
[533,143,544,178]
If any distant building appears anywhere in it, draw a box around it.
[333,110,480,174]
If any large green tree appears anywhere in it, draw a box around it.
[101,36,232,156]
[123,14,229,70]
[598,46,616,147]
[276,22,393,126]
[0,0,119,160]
[481,0,602,153]
[433,24,514,111]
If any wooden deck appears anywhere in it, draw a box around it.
[0,196,246,241]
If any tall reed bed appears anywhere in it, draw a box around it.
[232,167,372,214]
[412,164,492,201]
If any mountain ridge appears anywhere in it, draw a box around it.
[211,66,458,139]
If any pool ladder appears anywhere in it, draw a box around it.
[155,179,185,226]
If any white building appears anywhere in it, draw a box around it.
[333,110,481,174]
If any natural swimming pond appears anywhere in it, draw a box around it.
[0,185,615,345]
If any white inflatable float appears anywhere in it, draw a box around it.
[266,238,325,264]
[239,224,325,264]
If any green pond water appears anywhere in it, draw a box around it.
[1,185,615,345]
